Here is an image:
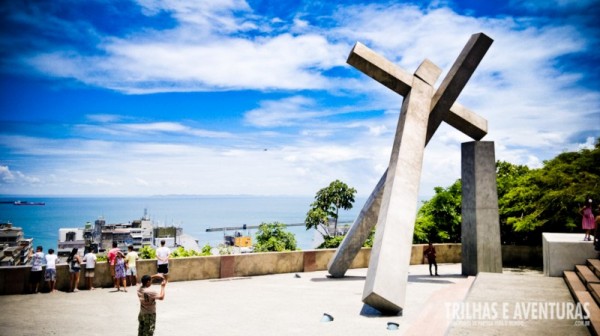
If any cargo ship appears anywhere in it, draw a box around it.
[0,200,45,206]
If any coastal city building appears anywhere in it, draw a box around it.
[0,222,33,266]
[57,210,199,255]
[57,227,85,258]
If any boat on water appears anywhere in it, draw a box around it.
[13,201,45,206]
[0,200,45,206]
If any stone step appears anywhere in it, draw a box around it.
[590,283,600,309]
[565,270,588,296]
[571,289,600,336]
[576,264,600,286]
[588,259,600,279]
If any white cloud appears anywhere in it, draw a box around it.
[0,165,15,182]
[136,0,254,33]
[0,165,40,185]
[2,1,598,197]
[244,96,323,127]
[86,114,126,123]
[26,33,346,93]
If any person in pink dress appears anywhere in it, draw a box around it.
[114,251,127,292]
[581,199,595,241]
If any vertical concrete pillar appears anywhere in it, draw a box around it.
[461,141,502,275]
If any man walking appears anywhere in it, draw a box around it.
[155,240,170,283]
[137,274,166,336]
[424,242,439,276]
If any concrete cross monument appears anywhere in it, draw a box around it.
[327,33,498,314]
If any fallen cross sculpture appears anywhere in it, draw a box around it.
[328,33,496,315]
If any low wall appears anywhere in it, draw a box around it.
[0,244,541,295]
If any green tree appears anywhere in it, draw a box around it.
[413,139,600,246]
[500,140,600,244]
[305,180,357,237]
[413,180,462,243]
[254,222,298,252]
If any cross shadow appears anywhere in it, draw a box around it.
[407,274,464,284]
[310,275,367,282]
[360,303,402,317]
[209,277,253,282]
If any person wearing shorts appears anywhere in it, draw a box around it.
[44,249,58,292]
[125,245,139,286]
[83,248,97,290]
[155,240,170,283]
[29,246,44,293]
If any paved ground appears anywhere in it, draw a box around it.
[0,263,589,335]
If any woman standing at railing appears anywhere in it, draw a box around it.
[67,248,82,292]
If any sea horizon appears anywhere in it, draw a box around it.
[0,195,367,253]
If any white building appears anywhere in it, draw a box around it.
[57,228,85,258]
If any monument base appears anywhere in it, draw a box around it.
[362,292,402,316]
[542,232,598,277]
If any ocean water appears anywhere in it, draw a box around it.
[0,195,366,251]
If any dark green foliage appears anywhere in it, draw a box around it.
[317,227,375,249]
[318,235,345,249]
[363,228,375,248]
[413,180,462,243]
[414,139,600,246]
[499,140,600,244]
[254,222,298,252]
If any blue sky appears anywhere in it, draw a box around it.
[0,0,598,197]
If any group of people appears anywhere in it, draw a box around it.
[29,246,58,293]
[105,242,141,292]
[28,239,172,294]
[28,239,172,335]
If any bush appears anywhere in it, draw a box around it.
[254,222,297,252]
[200,244,212,256]
[139,245,156,260]
[317,235,345,249]
[170,246,201,258]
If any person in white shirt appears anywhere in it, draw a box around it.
[44,249,58,293]
[155,240,171,283]
[29,246,44,293]
[83,248,97,290]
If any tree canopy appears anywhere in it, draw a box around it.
[415,139,600,245]
[305,179,357,238]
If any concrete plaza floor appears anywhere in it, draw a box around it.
[0,263,590,335]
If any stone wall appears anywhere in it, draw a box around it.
[0,244,541,295]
